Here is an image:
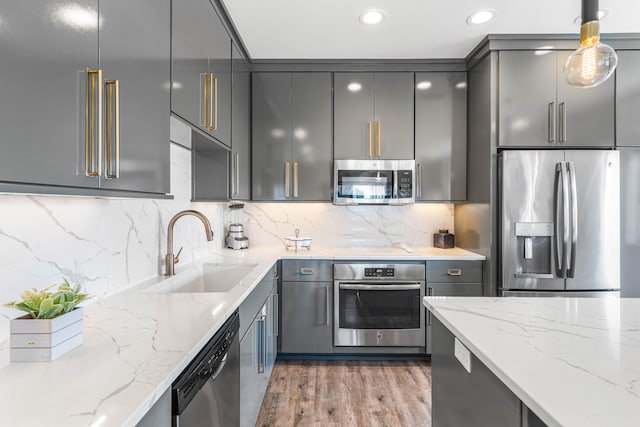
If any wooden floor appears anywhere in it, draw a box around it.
[256,360,432,427]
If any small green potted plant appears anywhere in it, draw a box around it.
[4,278,90,362]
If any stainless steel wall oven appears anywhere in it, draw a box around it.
[334,263,425,347]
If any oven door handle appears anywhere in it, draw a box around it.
[339,283,421,291]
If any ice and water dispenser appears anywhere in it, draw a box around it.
[513,222,555,278]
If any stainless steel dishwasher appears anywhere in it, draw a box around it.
[172,311,240,427]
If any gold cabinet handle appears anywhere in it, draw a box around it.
[104,79,120,179]
[293,161,299,198]
[368,121,373,158]
[376,121,381,157]
[285,161,291,198]
[211,75,218,131]
[203,72,216,130]
[85,68,103,177]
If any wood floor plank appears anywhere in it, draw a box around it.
[256,360,432,427]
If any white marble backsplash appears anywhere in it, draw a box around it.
[0,143,227,343]
[239,202,455,248]
[0,138,455,343]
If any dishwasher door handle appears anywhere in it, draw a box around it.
[207,354,228,383]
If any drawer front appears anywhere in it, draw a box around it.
[282,260,332,282]
[427,282,483,297]
[427,260,483,284]
[240,263,277,339]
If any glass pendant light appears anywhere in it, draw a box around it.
[564,0,617,88]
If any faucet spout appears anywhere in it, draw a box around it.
[165,210,214,276]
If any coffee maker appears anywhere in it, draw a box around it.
[225,204,249,250]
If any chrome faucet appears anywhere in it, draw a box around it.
[165,210,214,276]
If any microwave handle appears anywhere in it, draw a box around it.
[393,170,398,198]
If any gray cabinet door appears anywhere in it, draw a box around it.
[231,43,251,199]
[498,51,557,147]
[281,282,333,354]
[239,314,261,427]
[617,51,640,147]
[207,5,231,147]
[252,73,291,200]
[171,0,214,133]
[374,73,415,159]
[432,317,521,426]
[291,73,333,201]
[619,148,640,297]
[426,282,483,354]
[556,51,614,148]
[99,0,170,194]
[415,72,467,201]
[265,288,278,377]
[334,73,375,159]
[0,0,99,188]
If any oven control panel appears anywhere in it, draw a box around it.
[364,267,395,277]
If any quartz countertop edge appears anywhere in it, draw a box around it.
[0,246,483,427]
[423,297,640,427]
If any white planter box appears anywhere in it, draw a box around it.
[10,308,84,362]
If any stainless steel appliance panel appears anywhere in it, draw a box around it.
[620,148,640,297]
[563,150,619,291]
[501,150,565,291]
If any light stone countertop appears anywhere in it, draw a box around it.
[0,246,483,427]
[423,296,640,427]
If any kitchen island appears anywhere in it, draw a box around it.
[0,246,482,427]
[423,297,640,427]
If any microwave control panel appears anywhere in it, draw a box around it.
[397,170,413,198]
[365,268,395,277]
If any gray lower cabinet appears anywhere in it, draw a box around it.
[0,0,170,195]
[239,265,278,427]
[616,51,640,147]
[498,50,614,148]
[280,260,333,354]
[432,317,546,426]
[252,72,332,201]
[172,0,231,147]
[426,260,483,354]
[415,72,467,201]
[334,73,414,160]
[230,42,251,200]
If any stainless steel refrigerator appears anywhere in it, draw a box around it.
[499,150,620,297]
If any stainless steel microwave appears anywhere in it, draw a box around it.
[333,160,415,205]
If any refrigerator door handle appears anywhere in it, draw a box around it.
[553,162,565,277]
[567,161,578,278]
[561,161,571,278]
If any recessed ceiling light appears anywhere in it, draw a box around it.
[573,9,609,25]
[416,81,432,90]
[359,10,385,25]
[347,82,362,92]
[466,10,496,25]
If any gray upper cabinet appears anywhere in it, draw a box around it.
[0,0,99,189]
[334,73,414,160]
[498,50,614,148]
[172,0,231,147]
[99,0,170,194]
[231,43,251,200]
[415,72,467,201]
[616,51,640,147]
[0,0,169,195]
[252,72,332,201]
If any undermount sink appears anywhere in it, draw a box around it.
[145,263,257,293]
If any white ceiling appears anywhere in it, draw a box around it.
[222,0,640,59]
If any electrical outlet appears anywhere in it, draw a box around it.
[454,337,472,373]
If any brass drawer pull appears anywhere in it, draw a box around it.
[85,68,103,177]
[104,79,120,179]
